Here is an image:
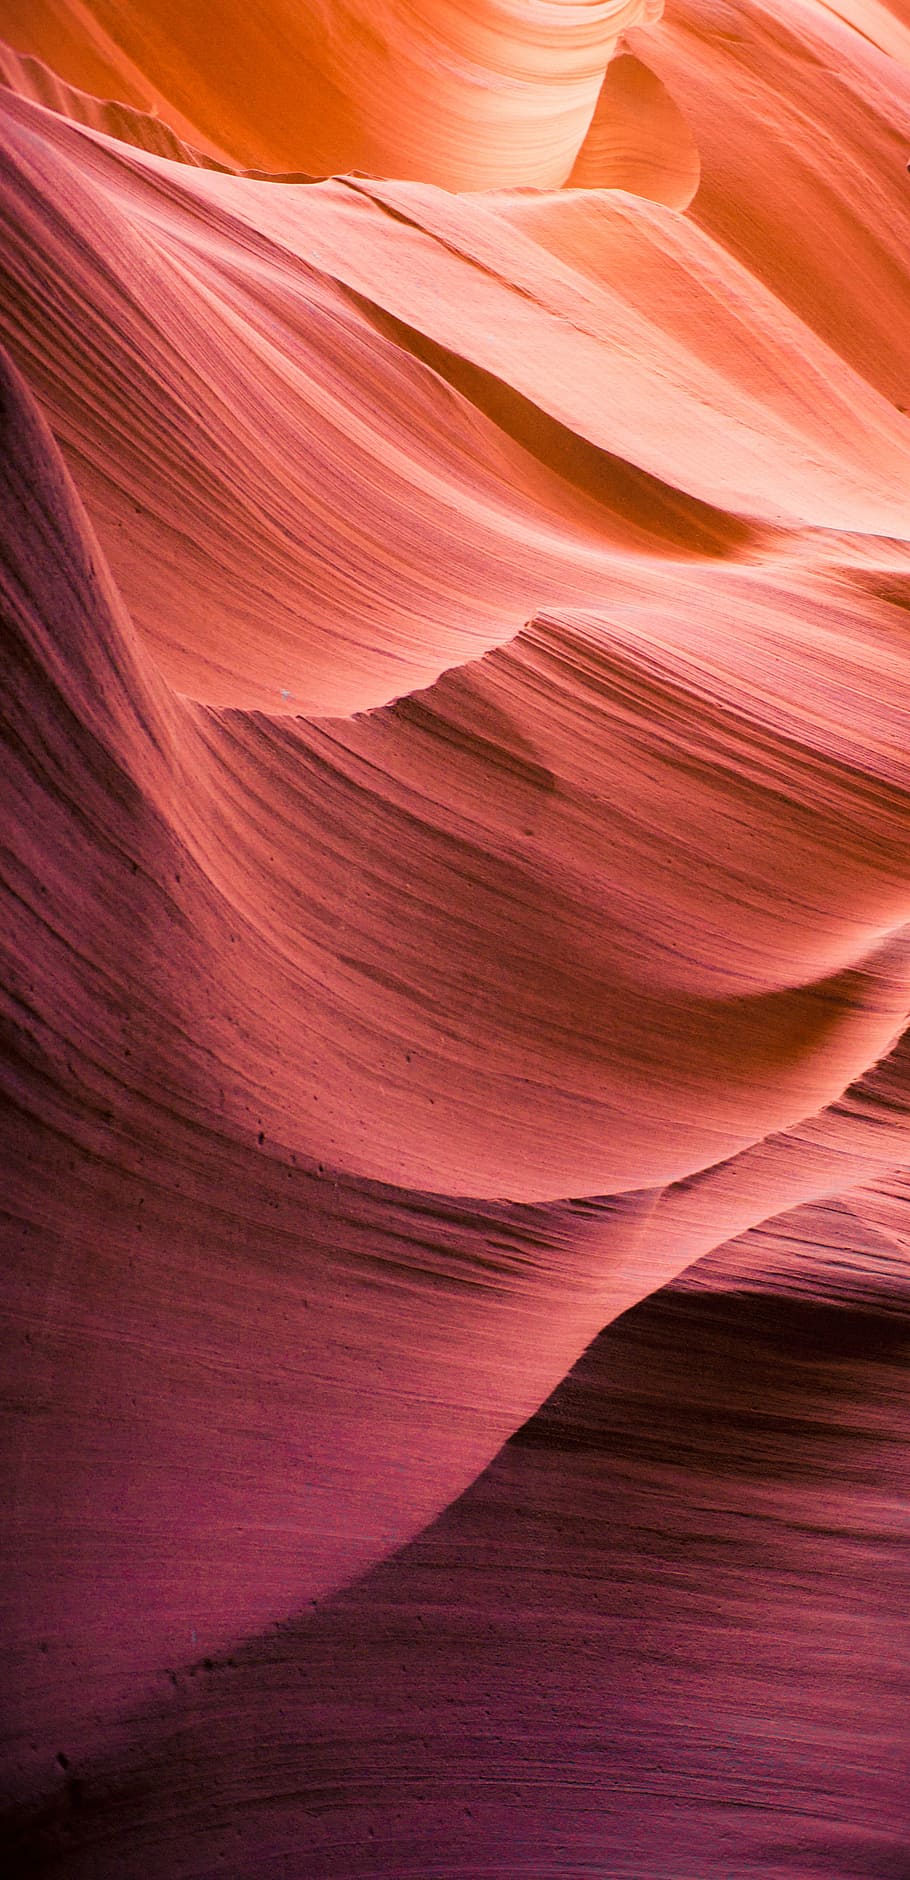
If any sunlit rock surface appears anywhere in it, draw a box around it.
[1,1,909,1871]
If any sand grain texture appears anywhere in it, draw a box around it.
[1,0,910,1871]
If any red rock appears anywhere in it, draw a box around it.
[1,1,909,1867]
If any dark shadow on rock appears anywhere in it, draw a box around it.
[4,1271,909,1878]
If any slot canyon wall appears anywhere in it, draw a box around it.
[1,0,909,1872]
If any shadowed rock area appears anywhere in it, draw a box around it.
[6,1224,909,1876]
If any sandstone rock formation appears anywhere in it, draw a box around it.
[2,2,909,1871]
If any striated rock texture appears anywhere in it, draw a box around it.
[1,0,909,1872]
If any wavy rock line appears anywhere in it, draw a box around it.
[1,0,910,1850]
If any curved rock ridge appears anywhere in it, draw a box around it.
[3,74,910,723]
[567,48,701,203]
[4,342,910,1206]
[2,0,910,1863]
[629,0,910,408]
[4,0,676,188]
[8,1249,909,1877]
[0,24,701,201]
[0,39,234,165]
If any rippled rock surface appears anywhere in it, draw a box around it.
[2,1,909,1871]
